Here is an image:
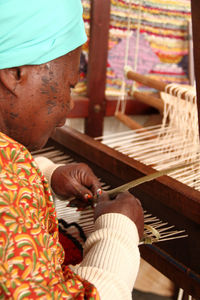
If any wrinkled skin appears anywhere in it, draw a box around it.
[51,162,102,201]
[0,47,144,236]
[0,48,81,151]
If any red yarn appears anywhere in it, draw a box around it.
[59,231,83,265]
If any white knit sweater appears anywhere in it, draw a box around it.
[35,156,141,300]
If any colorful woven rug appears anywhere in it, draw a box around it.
[77,0,191,96]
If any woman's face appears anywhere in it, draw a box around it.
[2,47,81,150]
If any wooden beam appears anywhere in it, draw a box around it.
[85,0,111,137]
[67,96,89,118]
[67,96,152,118]
[105,97,152,116]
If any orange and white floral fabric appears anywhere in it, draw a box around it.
[0,132,99,299]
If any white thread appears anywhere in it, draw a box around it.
[115,0,143,115]
[102,83,200,191]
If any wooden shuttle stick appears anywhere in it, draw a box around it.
[133,91,164,113]
[107,161,194,198]
[125,66,191,101]
[115,111,144,130]
[115,111,157,139]
[126,68,166,92]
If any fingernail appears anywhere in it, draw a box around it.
[97,188,102,197]
[84,194,92,200]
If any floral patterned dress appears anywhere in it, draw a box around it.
[0,132,99,299]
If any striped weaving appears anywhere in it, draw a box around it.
[78,0,191,96]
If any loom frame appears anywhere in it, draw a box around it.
[51,126,200,299]
[50,1,200,298]
[68,0,152,137]
[67,0,200,138]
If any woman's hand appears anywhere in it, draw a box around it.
[94,191,144,240]
[51,163,102,207]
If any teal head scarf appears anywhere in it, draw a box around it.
[0,0,87,69]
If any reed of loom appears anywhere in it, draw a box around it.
[33,145,189,246]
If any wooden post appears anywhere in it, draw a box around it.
[85,0,111,137]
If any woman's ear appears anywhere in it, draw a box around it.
[0,67,27,95]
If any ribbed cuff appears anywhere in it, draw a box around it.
[73,213,140,300]
[94,213,139,245]
[34,156,63,185]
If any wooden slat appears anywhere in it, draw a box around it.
[105,96,152,116]
[140,245,200,298]
[126,70,166,92]
[67,96,151,118]
[126,70,193,101]
[133,91,164,113]
[85,0,111,137]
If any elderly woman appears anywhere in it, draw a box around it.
[0,0,144,299]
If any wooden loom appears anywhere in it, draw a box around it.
[67,0,199,139]
[67,0,154,137]
[36,125,200,299]
[115,68,195,131]
[36,1,200,298]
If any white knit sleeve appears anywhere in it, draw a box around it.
[35,157,141,299]
[72,213,141,300]
[34,156,63,185]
